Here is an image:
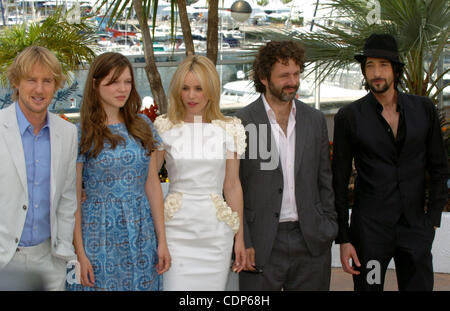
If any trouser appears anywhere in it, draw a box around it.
[4,239,67,291]
[239,221,331,291]
[350,214,435,291]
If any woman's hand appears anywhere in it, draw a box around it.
[232,237,247,273]
[78,254,95,287]
[156,242,171,275]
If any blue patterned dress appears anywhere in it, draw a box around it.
[67,115,162,291]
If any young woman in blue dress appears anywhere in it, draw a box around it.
[69,52,170,291]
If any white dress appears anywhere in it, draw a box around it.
[154,115,246,291]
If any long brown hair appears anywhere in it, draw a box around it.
[79,52,155,158]
[360,58,404,91]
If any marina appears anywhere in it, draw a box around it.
[0,0,448,117]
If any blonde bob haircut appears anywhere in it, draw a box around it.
[7,46,65,101]
[167,55,226,123]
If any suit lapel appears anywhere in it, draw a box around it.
[294,100,308,176]
[48,113,61,204]
[1,104,28,192]
[250,96,282,173]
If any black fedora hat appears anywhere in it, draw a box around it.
[355,33,404,66]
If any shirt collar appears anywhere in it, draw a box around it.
[368,91,404,114]
[15,101,49,136]
[262,94,296,119]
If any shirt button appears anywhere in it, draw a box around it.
[22,205,27,210]
[15,238,19,243]
[278,188,283,194]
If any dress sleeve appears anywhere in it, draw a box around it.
[224,117,247,157]
[140,114,163,151]
[75,123,86,163]
[153,115,170,151]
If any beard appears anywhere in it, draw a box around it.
[267,80,299,102]
[368,78,392,94]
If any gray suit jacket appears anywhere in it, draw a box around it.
[235,96,338,267]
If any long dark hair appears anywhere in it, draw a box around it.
[361,58,404,91]
[79,52,155,158]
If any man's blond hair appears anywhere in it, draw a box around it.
[7,46,65,101]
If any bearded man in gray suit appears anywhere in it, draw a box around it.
[235,41,338,290]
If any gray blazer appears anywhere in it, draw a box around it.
[235,96,338,267]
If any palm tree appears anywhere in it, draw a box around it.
[133,0,169,113]
[177,0,195,56]
[0,8,97,88]
[0,0,6,26]
[206,0,219,63]
[264,0,449,103]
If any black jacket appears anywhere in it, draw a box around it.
[332,91,448,243]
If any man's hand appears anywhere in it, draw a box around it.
[340,243,361,275]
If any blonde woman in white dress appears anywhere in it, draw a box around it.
[154,55,247,290]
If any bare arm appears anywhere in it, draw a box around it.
[223,151,246,273]
[145,151,171,274]
[73,162,95,286]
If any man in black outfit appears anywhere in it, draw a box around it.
[332,33,448,291]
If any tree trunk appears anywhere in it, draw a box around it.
[177,0,195,56]
[0,0,6,26]
[206,0,219,64]
[132,0,168,114]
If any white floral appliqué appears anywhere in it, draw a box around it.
[154,114,183,134]
[212,117,246,157]
[164,192,182,222]
[210,193,240,233]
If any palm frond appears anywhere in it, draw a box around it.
[0,8,97,88]
[255,0,449,98]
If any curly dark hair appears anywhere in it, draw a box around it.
[252,41,306,93]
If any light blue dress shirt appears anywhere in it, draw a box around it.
[16,102,51,246]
